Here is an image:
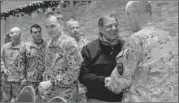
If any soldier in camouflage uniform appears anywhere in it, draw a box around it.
[66,19,89,51]
[39,12,83,102]
[1,27,24,102]
[18,24,46,96]
[105,1,178,102]
[66,19,89,102]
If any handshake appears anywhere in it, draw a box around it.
[105,62,131,94]
[104,62,124,85]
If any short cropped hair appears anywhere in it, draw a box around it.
[45,11,64,23]
[98,14,118,28]
[30,24,42,33]
[66,19,79,27]
[126,1,152,16]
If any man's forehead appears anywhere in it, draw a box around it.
[67,21,79,27]
[45,16,60,27]
[31,27,40,31]
[103,17,117,26]
[46,16,58,23]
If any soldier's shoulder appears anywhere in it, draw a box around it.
[22,41,35,49]
[81,37,89,43]
[40,39,48,48]
[83,39,100,51]
[62,34,74,40]
[61,34,77,45]
[81,36,89,41]
[2,42,12,49]
[42,39,48,45]
[24,41,32,45]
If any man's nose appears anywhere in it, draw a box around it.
[37,32,40,35]
[74,28,78,31]
[111,25,116,30]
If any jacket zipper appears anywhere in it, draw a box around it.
[110,46,114,55]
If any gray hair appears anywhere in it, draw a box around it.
[98,14,118,28]
[45,11,64,23]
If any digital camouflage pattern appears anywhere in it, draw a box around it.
[76,37,89,102]
[1,42,24,102]
[106,23,178,102]
[42,34,83,102]
[18,40,46,84]
[76,37,89,51]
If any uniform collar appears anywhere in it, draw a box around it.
[10,41,22,49]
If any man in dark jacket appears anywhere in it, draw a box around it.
[79,14,124,102]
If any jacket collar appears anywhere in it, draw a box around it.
[99,33,121,47]
[98,33,124,55]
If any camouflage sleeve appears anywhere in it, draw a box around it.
[84,39,89,45]
[55,39,83,86]
[18,44,27,80]
[105,37,144,94]
[1,45,6,72]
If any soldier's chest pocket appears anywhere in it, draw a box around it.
[5,49,18,59]
[26,48,38,58]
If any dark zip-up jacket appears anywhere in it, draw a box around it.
[79,38,124,102]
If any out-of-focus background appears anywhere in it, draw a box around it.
[1,1,178,49]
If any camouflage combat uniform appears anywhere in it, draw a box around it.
[1,42,24,102]
[105,23,178,102]
[18,40,46,91]
[75,37,89,102]
[42,34,83,102]
[76,37,89,51]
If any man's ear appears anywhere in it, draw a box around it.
[126,11,133,21]
[19,33,21,37]
[99,26,103,33]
